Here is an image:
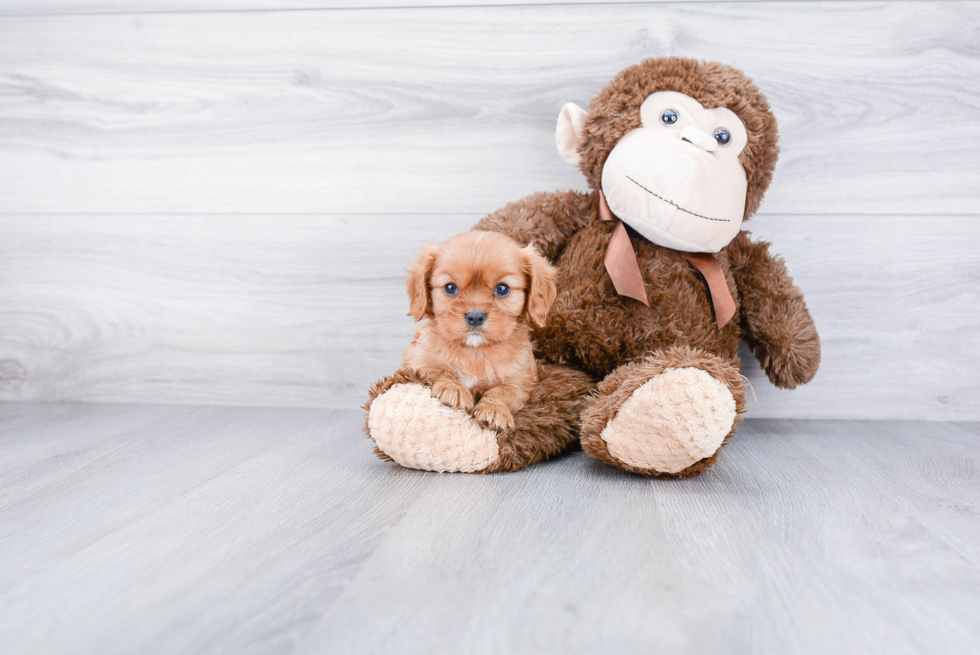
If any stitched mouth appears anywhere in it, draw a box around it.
[626,176,730,223]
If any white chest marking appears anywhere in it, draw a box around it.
[457,374,478,390]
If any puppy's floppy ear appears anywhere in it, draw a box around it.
[522,244,558,328]
[406,241,439,322]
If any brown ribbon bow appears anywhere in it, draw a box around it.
[598,191,736,329]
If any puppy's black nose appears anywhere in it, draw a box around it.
[465,311,487,328]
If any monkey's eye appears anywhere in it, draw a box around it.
[444,283,458,296]
[713,128,731,146]
[494,283,511,298]
[660,109,679,126]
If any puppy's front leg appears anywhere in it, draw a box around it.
[417,367,475,411]
[473,384,531,431]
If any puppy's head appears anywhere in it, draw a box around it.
[406,231,557,347]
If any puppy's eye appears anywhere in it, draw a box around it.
[660,109,679,126]
[494,283,510,297]
[713,128,731,146]
[444,283,458,296]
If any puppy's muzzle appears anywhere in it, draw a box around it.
[465,311,487,329]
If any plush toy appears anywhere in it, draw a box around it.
[365,57,820,477]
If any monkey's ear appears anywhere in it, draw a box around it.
[522,244,558,328]
[556,102,589,167]
[406,242,439,322]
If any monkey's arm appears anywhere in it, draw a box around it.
[473,190,594,261]
[728,232,820,389]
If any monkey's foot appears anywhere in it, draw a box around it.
[581,347,745,477]
[363,365,593,474]
[367,382,500,473]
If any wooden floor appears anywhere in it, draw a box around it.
[0,403,977,653]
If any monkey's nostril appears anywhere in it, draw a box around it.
[465,311,487,328]
[681,134,702,148]
[679,126,717,153]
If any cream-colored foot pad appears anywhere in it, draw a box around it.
[601,367,736,474]
[368,383,500,473]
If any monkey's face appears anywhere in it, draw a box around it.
[599,92,748,253]
[555,58,781,253]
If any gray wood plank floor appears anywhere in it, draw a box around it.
[1,402,977,654]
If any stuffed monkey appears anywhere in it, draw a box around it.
[365,57,820,476]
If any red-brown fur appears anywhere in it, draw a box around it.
[471,58,819,474]
[367,57,820,476]
[363,363,594,472]
[402,230,557,430]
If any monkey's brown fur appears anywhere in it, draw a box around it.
[367,57,819,476]
[578,58,780,220]
[363,363,594,472]
[578,345,746,477]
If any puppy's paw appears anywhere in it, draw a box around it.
[431,379,475,411]
[473,400,515,431]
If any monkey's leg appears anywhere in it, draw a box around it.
[580,346,746,477]
[364,364,593,474]
[487,364,594,472]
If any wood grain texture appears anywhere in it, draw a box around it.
[0,213,976,420]
[1,403,978,654]
[1,2,979,215]
[0,2,977,419]
[0,0,865,16]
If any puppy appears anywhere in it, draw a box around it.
[402,230,558,431]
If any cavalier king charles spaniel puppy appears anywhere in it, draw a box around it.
[402,230,558,431]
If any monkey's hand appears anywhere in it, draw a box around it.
[745,313,821,390]
[728,232,820,389]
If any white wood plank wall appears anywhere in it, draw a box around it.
[0,1,977,419]
[0,1,870,16]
